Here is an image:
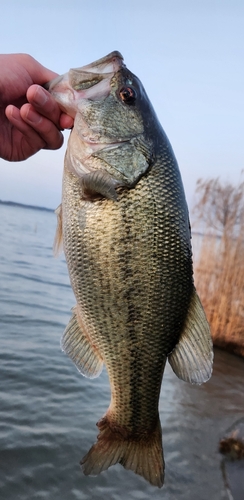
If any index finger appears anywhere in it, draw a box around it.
[26,85,61,126]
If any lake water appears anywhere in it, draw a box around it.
[0,202,243,500]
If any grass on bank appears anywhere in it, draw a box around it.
[192,176,244,357]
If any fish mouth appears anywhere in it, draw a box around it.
[45,51,124,109]
[73,50,124,76]
[43,74,63,91]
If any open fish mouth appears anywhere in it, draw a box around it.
[44,51,124,107]
[70,50,124,76]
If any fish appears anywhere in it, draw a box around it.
[46,51,213,488]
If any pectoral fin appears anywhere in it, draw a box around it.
[168,289,213,384]
[53,204,63,256]
[80,170,120,201]
[61,306,103,378]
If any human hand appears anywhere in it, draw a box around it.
[0,53,74,161]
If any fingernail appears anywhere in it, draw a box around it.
[26,108,42,124]
[33,87,48,106]
[8,105,19,119]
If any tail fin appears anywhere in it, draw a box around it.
[80,415,164,488]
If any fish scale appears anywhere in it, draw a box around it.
[47,51,213,488]
[63,153,190,430]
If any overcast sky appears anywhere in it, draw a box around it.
[0,0,243,210]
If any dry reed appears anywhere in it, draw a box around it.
[192,176,244,357]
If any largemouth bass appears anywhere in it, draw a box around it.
[46,51,213,488]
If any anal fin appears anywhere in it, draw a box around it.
[61,306,103,378]
[168,289,213,384]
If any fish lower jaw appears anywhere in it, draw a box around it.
[78,51,124,74]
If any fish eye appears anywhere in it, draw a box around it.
[119,87,137,104]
